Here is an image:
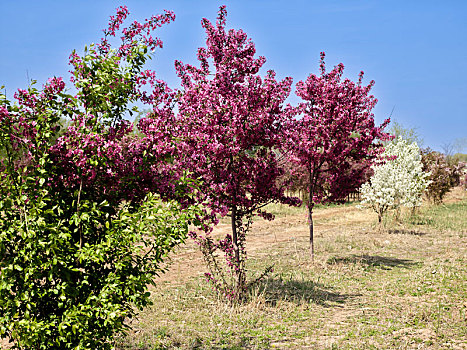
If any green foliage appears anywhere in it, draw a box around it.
[453,153,467,163]
[0,85,196,349]
[386,121,424,147]
[0,9,197,349]
[0,174,196,349]
[70,44,143,126]
[0,84,198,348]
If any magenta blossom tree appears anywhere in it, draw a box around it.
[285,52,391,260]
[52,5,183,207]
[173,6,300,300]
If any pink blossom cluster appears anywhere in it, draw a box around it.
[285,52,391,206]
[1,77,67,162]
[100,5,175,56]
[173,7,300,220]
[44,8,183,208]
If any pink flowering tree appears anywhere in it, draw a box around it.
[173,6,300,300]
[0,7,201,349]
[285,53,390,260]
[56,6,184,207]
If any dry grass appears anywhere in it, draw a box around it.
[114,188,467,350]
[2,189,466,350]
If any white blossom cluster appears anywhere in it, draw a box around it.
[359,137,431,221]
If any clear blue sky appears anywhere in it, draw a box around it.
[1,0,466,151]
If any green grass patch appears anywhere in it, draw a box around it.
[407,199,467,233]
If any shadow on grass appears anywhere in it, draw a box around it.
[116,281,357,349]
[116,330,267,350]
[387,228,428,236]
[327,254,421,270]
[117,338,263,350]
[252,277,359,307]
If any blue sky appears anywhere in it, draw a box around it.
[1,0,466,151]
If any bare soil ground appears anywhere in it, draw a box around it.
[157,204,369,285]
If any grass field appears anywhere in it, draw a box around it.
[115,187,467,350]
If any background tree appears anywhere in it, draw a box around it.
[385,120,424,147]
[173,6,300,301]
[359,137,431,224]
[461,168,467,190]
[441,141,456,165]
[285,52,390,260]
[421,148,463,204]
[450,137,467,162]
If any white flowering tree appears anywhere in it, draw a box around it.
[359,137,431,224]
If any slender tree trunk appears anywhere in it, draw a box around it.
[377,211,383,232]
[308,203,314,261]
[308,168,315,262]
[231,205,240,267]
[231,205,243,298]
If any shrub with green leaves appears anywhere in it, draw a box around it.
[0,7,199,349]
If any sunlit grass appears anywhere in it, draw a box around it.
[407,199,467,234]
[115,188,467,349]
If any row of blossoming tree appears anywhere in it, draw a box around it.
[0,5,393,349]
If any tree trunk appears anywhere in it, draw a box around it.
[308,170,315,262]
[377,211,383,232]
[231,205,243,298]
[308,204,314,261]
[231,205,240,267]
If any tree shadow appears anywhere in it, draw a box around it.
[117,337,263,350]
[327,254,421,270]
[387,228,428,236]
[252,277,359,307]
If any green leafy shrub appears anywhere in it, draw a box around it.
[0,7,200,349]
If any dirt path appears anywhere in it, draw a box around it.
[156,204,371,284]
[160,187,467,286]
